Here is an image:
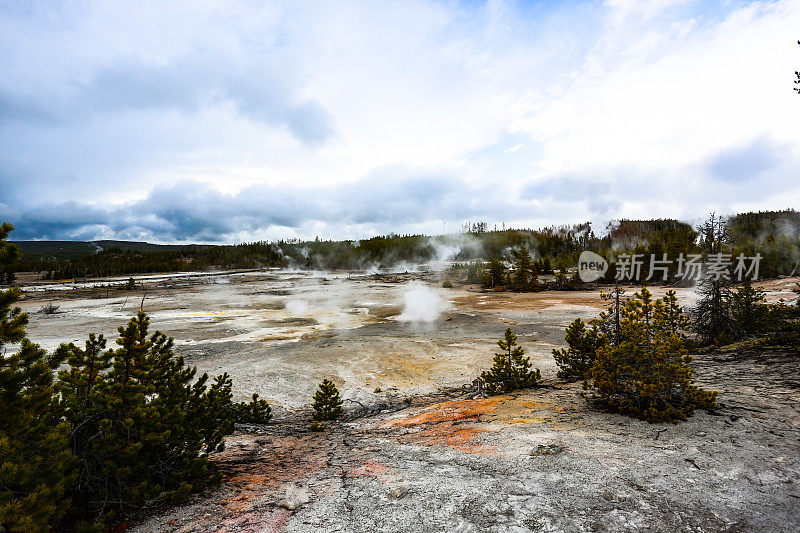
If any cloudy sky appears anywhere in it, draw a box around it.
[1,0,799,242]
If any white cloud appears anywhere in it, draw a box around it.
[1,0,799,241]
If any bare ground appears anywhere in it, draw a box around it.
[131,348,800,532]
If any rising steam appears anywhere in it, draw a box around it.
[397,281,447,323]
[286,299,310,315]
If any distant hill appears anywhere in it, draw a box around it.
[13,240,209,260]
[726,209,800,242]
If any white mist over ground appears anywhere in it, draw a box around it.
[396,281,448,323]
[286,299,309,315]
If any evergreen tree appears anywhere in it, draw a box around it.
[597,287,626,346]
[465,260,486,284]
[533,257,552,274]
[730,279,768,338]
[312,379,343,421]
[693,274,735,344]
[590,288,717,422]
[0,224,74,532]
[234,393,273,424]
[552,271,569,290]
[0,223,19,286]
[192,372,237,454]
[510,246,537,292]
[654,290,690,337]
[696,212,730,254]
[56,312,236,525]
[552,319,606,381]
[487,258,506,288]
[481,328,541,394]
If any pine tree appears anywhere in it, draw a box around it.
[597,287,626,346]
[730,279,767,338]
[590,288,717,422]
[693,274,735,344]
[234,393,273,424]
[0,224,74,532]
[696,212,730,254]
[654,289,690,337]
[312,379,343,421]
[0,223,19,286]
[465,260,486,284]
[192,372,237,454]
[57,312,236,525]
[487,258,506,288]
[481,328,541,394]
[510,246,537,292]
[552,319,605,381]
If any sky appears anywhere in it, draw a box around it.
[1,0,799,243]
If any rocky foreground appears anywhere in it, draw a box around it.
[133,348,800,532]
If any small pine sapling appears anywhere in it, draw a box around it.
[312,379,343,422]
[481,328,541,395]
[552,318,606,381]
[235,393,273,424]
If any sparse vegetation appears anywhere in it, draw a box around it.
[4,211,800,528]
[234,393,273,424]
[54,314,238,527]
[39,301,60,314]
[481,328,541,395]
[312,379,343,422]
[0,217,257,531]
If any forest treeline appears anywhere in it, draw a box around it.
[5,208,799,281]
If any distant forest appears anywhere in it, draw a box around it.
[6,208,799,280]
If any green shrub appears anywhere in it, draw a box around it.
[481,328,541,394]
[234,393,273,424]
